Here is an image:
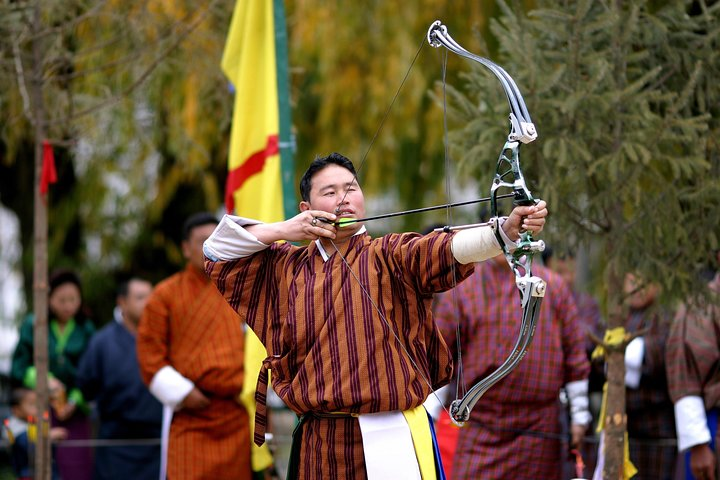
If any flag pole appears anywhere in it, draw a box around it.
[273,0,296,219]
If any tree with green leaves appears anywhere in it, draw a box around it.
[1,1,233,476]
[443,0,719,477]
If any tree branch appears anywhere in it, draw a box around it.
[62,0,220,123]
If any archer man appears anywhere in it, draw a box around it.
[204,152,547,479]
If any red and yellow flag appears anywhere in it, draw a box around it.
[222,0,283,222]
[221,0,292,472]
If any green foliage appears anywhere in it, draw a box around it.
[286,0,519,231]
[5,0,714,317]
[1,0,516,315]
[445,0,719,304]
[0,0,234,318]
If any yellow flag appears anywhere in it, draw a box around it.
[221,0,283,222]
[222,0,289,471]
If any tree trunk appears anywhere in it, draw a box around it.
[603,0,629,474]
[30,3,51,479]
[603,259,626,479]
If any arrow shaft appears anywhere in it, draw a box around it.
[331,192,516,226]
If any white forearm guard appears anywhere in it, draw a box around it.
[451,217,515,264]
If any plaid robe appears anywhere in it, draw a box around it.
[667,274,720,476]
[623,306,677,480]
[206,231,473,478]
[434,261,589,479]
[667,274,720,410]
[137,264,251,480]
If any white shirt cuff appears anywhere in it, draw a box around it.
[203,214,268,261]
[149,366,195,411]
[566,379,592,426]
[675,396,711,451]
[624,336,645,388]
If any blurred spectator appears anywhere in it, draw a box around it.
[595,273,677,480]
[11,269,95,480]
[77,277,162,480]
[667,252,720,480]
[2,388,67,479]
[434,254,591,479]
[136,213,253,479]
[543,248,604,388]
[543,247,605,474]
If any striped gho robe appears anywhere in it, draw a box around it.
[205,230,473,479]
[434,261,590,480]
[137,264,251,480]
[667,273,720,479]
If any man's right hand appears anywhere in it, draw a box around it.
[247,210,338,245]
[690,443,716,480]
[179,387,211,410]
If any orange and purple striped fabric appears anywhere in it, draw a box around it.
[206,231,473,477]
[137,264,251,479]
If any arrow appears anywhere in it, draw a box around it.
[316,192,516,228]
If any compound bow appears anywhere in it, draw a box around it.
[426,20,547,425]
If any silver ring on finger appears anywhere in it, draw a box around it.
[311,218,318,226]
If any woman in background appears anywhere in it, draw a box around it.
[11,269,95,480]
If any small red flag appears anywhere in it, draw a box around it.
[40,140,57,195]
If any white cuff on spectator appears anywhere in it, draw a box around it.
[566,379,592,426]
[451,217,515,264]
[203,214,268,261]
[624,336,645,388]
[675,395,711,452]
[149,366,194,411]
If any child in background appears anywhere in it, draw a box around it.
[2,388,67,480]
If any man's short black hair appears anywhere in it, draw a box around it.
[117,276,150,298]
[299,152,357,202]
[182,212,218,241]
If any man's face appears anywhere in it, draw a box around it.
[300,164,366,234]
[552,257,576,287]
[624,273,658,310]
[182,223,217,273]
[119,279,153,326]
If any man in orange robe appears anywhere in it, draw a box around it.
[137,212,251,479]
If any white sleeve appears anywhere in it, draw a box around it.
[675,395,711,452]
[624,336,645,388]
[565,379,592,426]
[203,214,269,261]
[149,366,195,411]
[451,217,515,264]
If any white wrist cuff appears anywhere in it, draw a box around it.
[624,337,645,388]
[566,379,592,426]
[451,218,513,264]
[203,214,268,261]
[149,366,195,411]
[675,396,711,452]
